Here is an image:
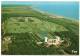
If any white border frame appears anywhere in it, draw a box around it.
[0,0,79,56]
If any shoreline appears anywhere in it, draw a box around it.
[32,7,79,22]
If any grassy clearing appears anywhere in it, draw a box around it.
[4,17,68,33]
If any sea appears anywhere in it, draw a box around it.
[32,2,79,20]
[2,1,79,20]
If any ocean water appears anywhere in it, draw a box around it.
[32,2,79,20]
[2,1,79,20]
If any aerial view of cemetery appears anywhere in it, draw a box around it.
[1,1,79,55]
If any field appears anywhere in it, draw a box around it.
[1,5,79,55]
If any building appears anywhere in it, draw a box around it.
[44,36,64,47]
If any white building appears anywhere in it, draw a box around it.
[44,37,48,42]
[44,36,64,47]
